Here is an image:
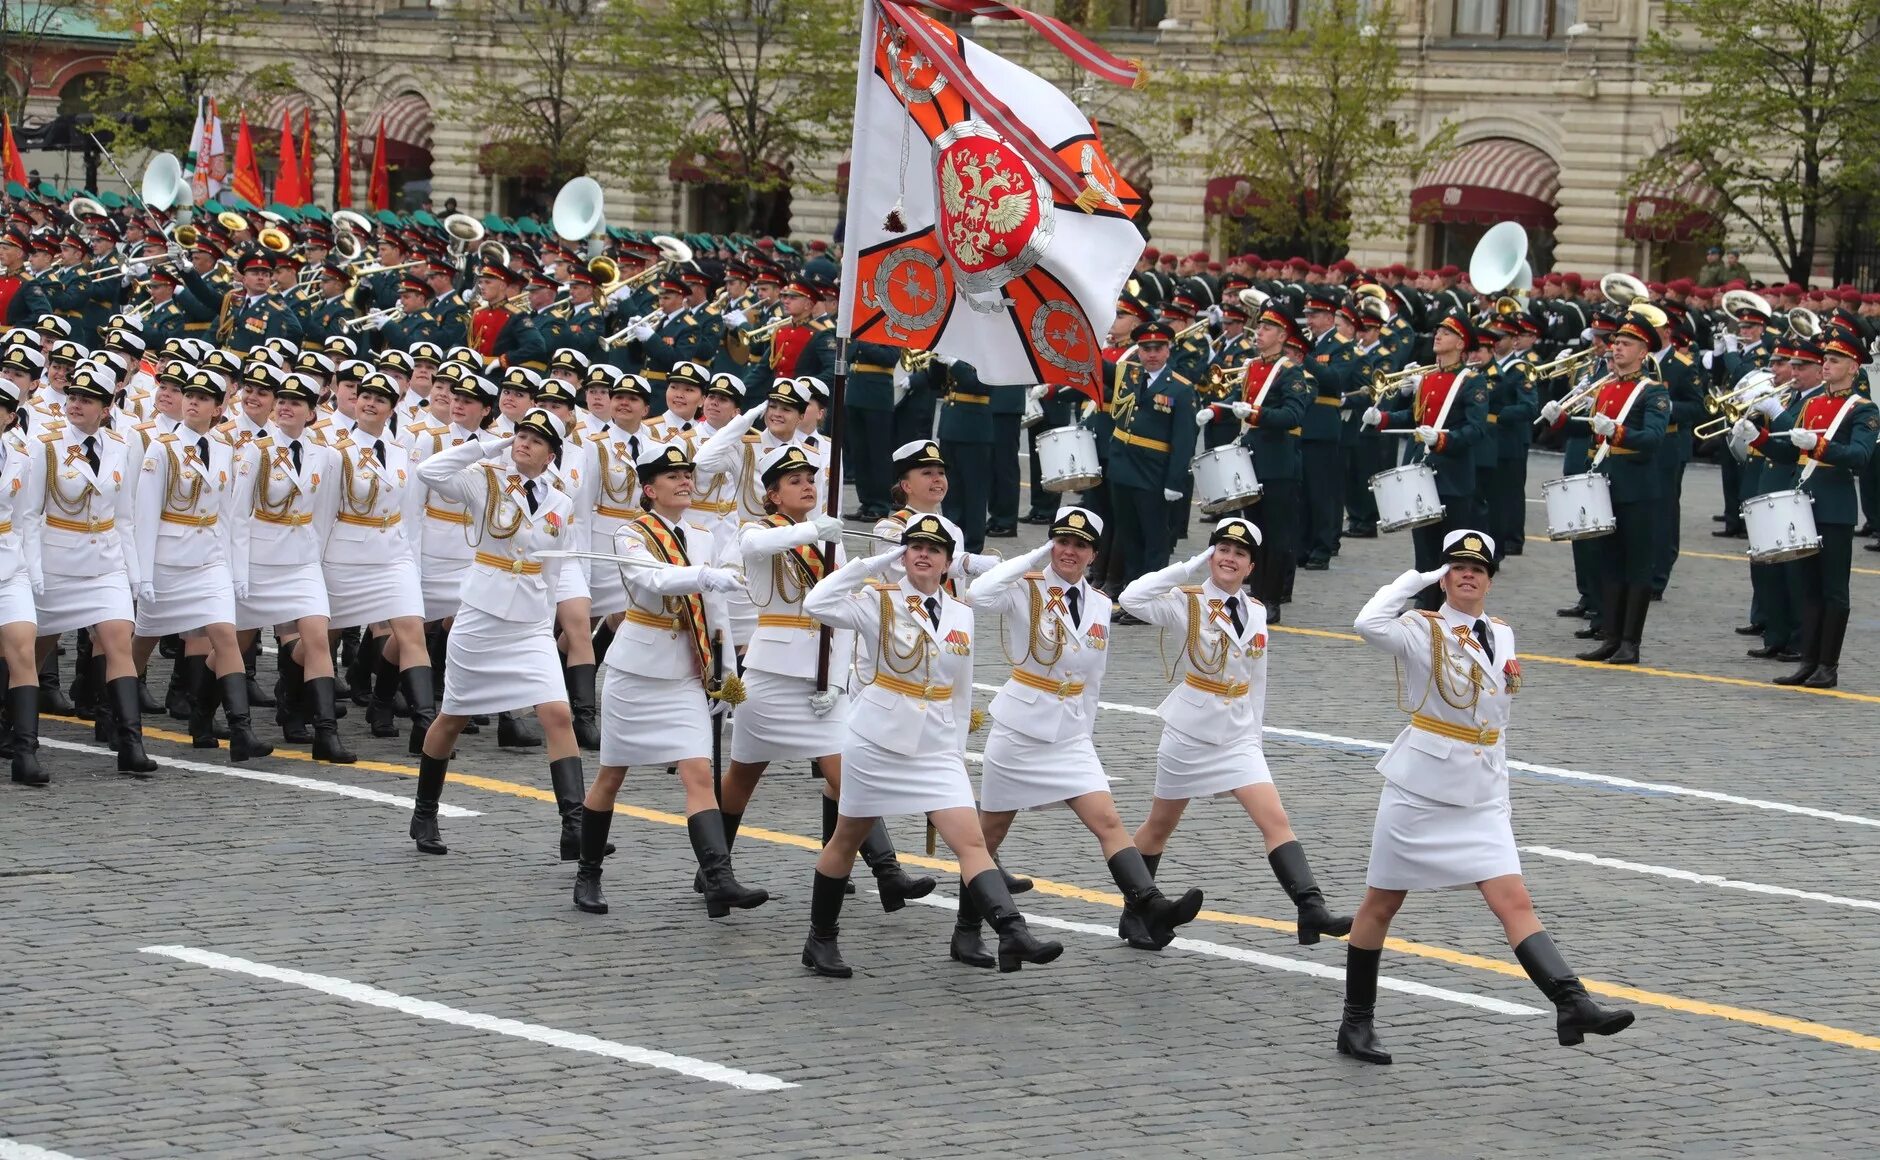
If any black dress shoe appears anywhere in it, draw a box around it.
[1300,556,1330,571]
[1505,544,1522,556]
[1573,624,1602,639]
[1710,514,1727,523]
[1734,623,1765,636]
[1746,644,1784,659]
[1866,541,1880,552]
[1555,603,1588,618]
[1021,512,1055,525]
[1712,528,1745,538]
[985,524,1018,538]
[1775,648,1804,662]
[1112,610,1146,626]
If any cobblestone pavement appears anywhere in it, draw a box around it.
[4,455,1878,1159]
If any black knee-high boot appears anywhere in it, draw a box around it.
[275,640,311,743]
[400,666,437,756]
[1117,852,1163,950]
[497,709,542,748]
[89,654,112,743]
[1576,581,1625,662]
[1268,840,1353,945]
[573,806,613,913]
[109,676,159,776]
[71,630,97,721]
[184,655,219,747]
[689,809,768,917]
[409,752,449,854]
[949,884,995,968]
[219,672,273,762]
[693,811,739,893]
[1337,945,1392,1064]
[802,870,852,977]
[567,663,601,751]
[366,638,399,738]
[37,647,72,714]
[307,677,356,764]
[340,626,366,703]
[548,756,587,861]
[164,652,193,720]
[859,819,936,912]
[244,638,274,707]
[965,868,1062,973]
[8,685,44,786]
[1514,932,1636,1046]
[1111,847,1203,949]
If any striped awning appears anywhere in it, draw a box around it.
[1625,159,1723,243]
[1410,138,1560,230]
[670,110,788,183]
[259,90,312,129]
[367,93,433,152]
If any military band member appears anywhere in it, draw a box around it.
[1100,320,1198,606]
[408,409,590,860]
[799,515,1062,978]
[1344,532,1635,1064]
[1649,306,1706,597]
[616,275,698,408]
[0,371,46,784]
[470,264,546,371]
[843,337,901,520]
[1,227,54,326]
[129,366,271,762]
[209,251,304,353]
[1713,298,1780,538]
[575,441,759,916]
[1118,517,1350,949]
[1486,312,1539,557]
[299,261,355,347]
[964,506,1205,962]
[1298,294,1355,569]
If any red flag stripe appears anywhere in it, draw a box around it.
[909,0,1142,86]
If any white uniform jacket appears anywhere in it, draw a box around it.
[415,437,571,625]
[243,432,342,567]
[323,427,423,573]
[589,423,648,532]
[1120,555,1270,747]
[694,408,813,525]
[0,430,47,593]
[968,545,1109,745]
[609,510,729,680]
[804,558,973,759]
[408,425,504,559]
[29,424,140,583]
[1354,568,1515,808]
[738,515,851,681]
[134,427,251,584]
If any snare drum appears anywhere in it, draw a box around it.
[1037,426,1102,493]
[1540,473,1615,541]
[1369,463,1442,532]
[1742,489,1821,563]
[1191,444,1262,513]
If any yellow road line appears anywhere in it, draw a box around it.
[1267,624,1880,705]
[1523,535,1880,578]
[84,718,1878,1057]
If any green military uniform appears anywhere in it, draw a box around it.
[1716,331,1779,536]
[1200,331,1253,451]
[1651,345,1706,594]
[1099,358,1197,589]
[490,309,548,371]
[1238,356,1313,611]
[218,291,305,353]
[934,359,998,552]
[1300,327,1356,565]
[141,291,217,347]
[845,340,901,518]
[988,364,1027,534]
[1577,370,1670,662]
[623,308,701,414]
[1486,352,1538,556]
[541,300,606,364]
[399,294,470,352]
[298,293,352,348]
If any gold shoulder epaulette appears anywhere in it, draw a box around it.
[1178,584,1204,594]
[1415,609,1442,621]
[155,432,177,444]
[38,431,60,443]
[1170,372,1191,386]
[1023,570,1045,580]
[1489,615,1507,625]
[105,428,125,443]
[215,420,235,432]
[741,432,763,444]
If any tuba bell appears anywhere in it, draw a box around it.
[550,177,606,242]
[140,153,187,212]
[1468,221,1530,297]
[1600,272,1651,309]
[257,226,294,255]
[444,213,486,256]
[1721,288,1773,320]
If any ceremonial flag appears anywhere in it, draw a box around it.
[335,111,353,208]
[837,0,1146,402]
[231,111,265,207]
[187,97,226,203]
[1,114,26,187]
[276,110,304,207]
[366,120,390,212]
[299,109,315,204]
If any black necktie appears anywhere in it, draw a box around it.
[924,595,940,627]
[83,434,99,475]
[628,434,640,460]
[1474,618,1495,665]
[1065,586,1082,628]
[1226,595,1245,638]
[681,421,693,432]
[195,435,209,464]
[389,412,399,435]
[373,438,387,467]
[289,438,302,473]
[524,479,539,513]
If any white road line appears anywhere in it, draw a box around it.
[0,1141,86,1160]
[971,682,1880,830]
[140,946,795,1092]
[39,739,480,818]
[1522,845,1880,914]
[901,895,1543,1017]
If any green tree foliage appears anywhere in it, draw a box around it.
[90,0,292,156]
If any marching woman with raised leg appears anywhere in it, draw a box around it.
[799,515,1061,977]
[1118,518,1351,949]
[961,506,1203,964]
[1344,531,1634,1064]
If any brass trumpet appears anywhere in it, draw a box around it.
[341,305,405,332]
[1362,361,1437,401]
[600,309,662,350]
[899,349,938,373]
[1693,370,1786,439]
[1539,371,1617,425]
[1528,345,1598,383]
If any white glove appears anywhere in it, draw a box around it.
[1397,375,1420,397]
[608,283,636,305]
[1789,428,1819,451]
[30,577,45,598]
[1361,406,1383,427]
[1723,333,1742,353]
[1701,351,1715,370]
[1207,304,1224,325]
[1590,413,1618,438]
[1187,547,1215,575]
[1416,564,1451,587]
[1231,401,1254,419]
[963,551,999,575]
[723,309,747,328]
[1163,488,1183,502]
[1540,400,1564,424]
[809,513,845,541]
[234,581,249,601]
[137,581,156,604]
[1580,326,1596,342]
[1731,417,1759,443]
[1026,385,1047,402]
[698,567,745,593]
[808,690,838,718]
[710,695,734,719]
[936,354,958,367]
[1194,407,1217,429]
[867,546,908,572]
[1755,394,1784,419]
[629,322,655,342]
[1414,425,1439,445]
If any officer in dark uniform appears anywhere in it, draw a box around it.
[421,258,471,350]
[934,357,997,552]
[1650,303,1706,597]
[298,261,355,348]
[75,220,128,348]
[208,250,305,353]
[843,337,900,520]
[360,233,410,314]
[0,227,51,325]
[377,275,434,351]
[1216,306,1312,617]
[1099,320,1197,611]
[1732,340,1800,660]
[986,365,1025,538]
[1485,311,1539,558]
[619,274,699,410]
[1712,299,1780,538]
[1199,300,1253,453]
[554,264,606,364]
[1299,292,1356,569]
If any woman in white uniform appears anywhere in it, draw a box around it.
[408,408,592,865]
[1119,518,1351,949]
[800,515,1061,978]
[712,441,934,910]
[0,368,47,784]
[963,506,1203,965]
[580,371,649,663]
[1343,530,1634,1064]
[530,377,602,750]
[575,440,757,916]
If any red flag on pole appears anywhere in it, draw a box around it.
[1,114,27,187]
[231,111,265,207]
[276,110,304,207]
[335,111,353,208]
[299,109,315,204]
[366,120,390,212]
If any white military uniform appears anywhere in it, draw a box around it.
[0,422,45,629]
[29,423,140,633]
[600,506,727,768]
[1353,567,1519,890]
[321,425,425,629]
[132,426,251,636]
[694,408,808,646]
[585,422,648,616]
[545,425,596,605]
[969,543,1112,812]
[416,435,573,715]
[408,423,504,620]
[729,514,850,763]
[237,430,339,630]
[1120,553,1275,800]
[804,552,975,817]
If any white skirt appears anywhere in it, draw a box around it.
[0,571,36,630]
[552,551,590,604]
[36,569,135,634]
[420,554,469,622]
[599,669,711,767]
[980,722,1108,812]
[237,560,329,630]
[1365,782,1522,891]
[134,561,235,636]
[728,668,845,763]
[1154,724,1272,801]
[440,603,565,716]
[839,733,975,818]
[326,556,424,630]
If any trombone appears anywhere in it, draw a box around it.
[1527,345,1598,383]
[341,305,406,332]
[1538,372,1617,425]
[1693,370,1787,439]
[1361,361,1437,401]
[82,251,184,282]
[600,310,661,350]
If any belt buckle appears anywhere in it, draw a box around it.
[1476,725,1493,744]
[1055,678,1073,697]
[920,682,935,700]
[87,518,101,533]
[510,558,525,575]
